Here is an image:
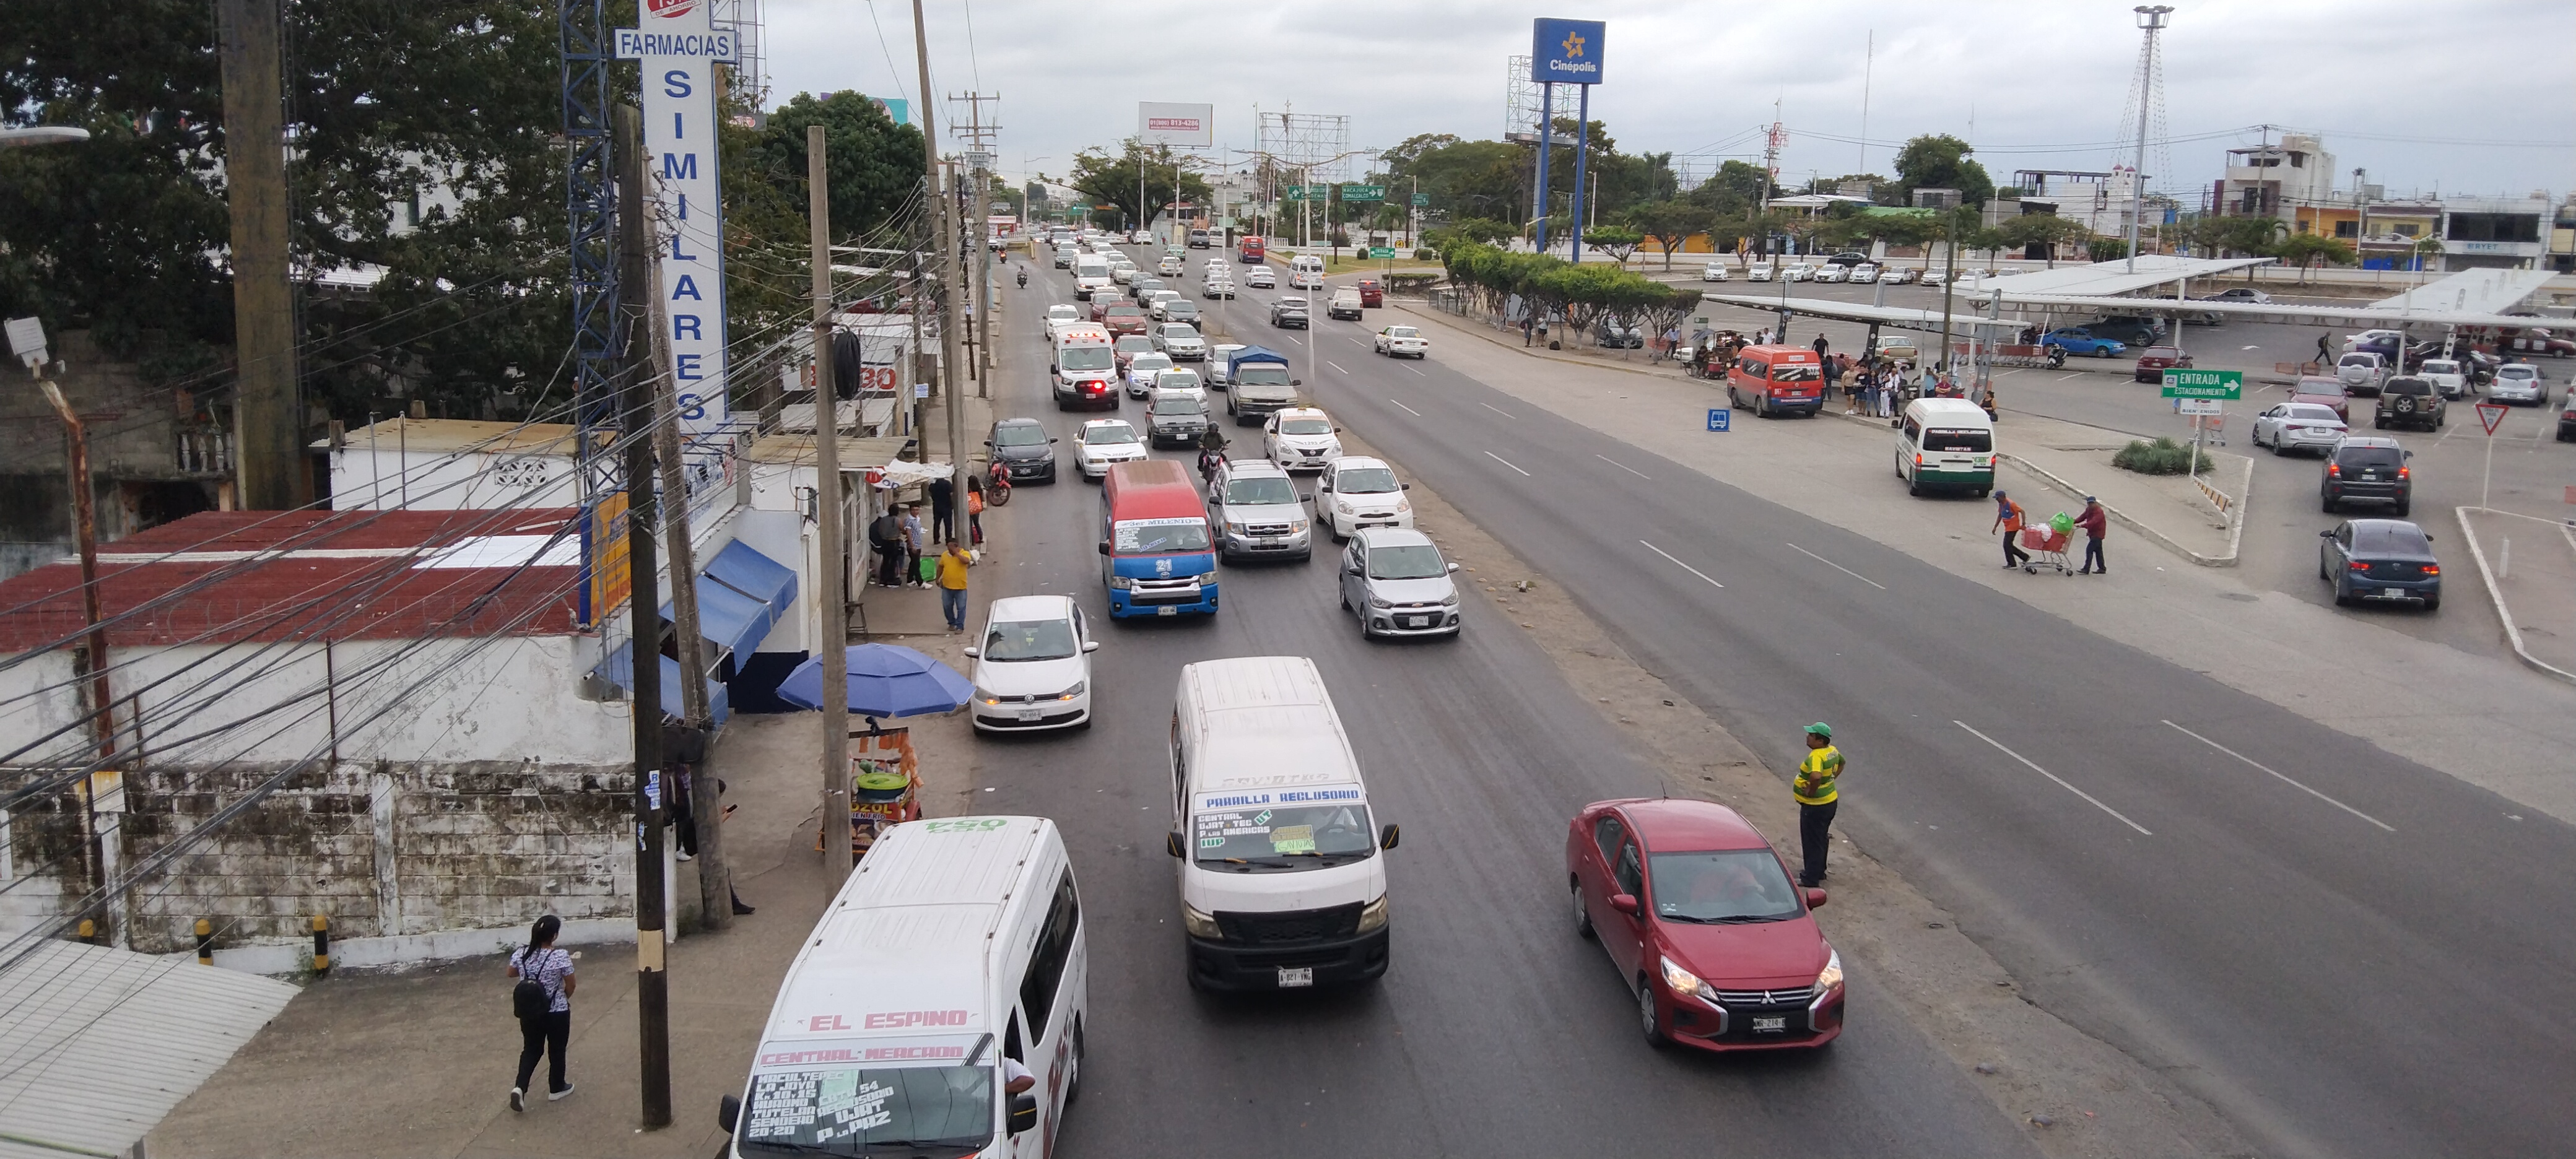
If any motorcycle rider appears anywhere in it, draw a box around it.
[1196,429,1228,484]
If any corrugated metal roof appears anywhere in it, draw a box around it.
[0,509,584,653]
[303,417,592,456]
[0,941,298,1159]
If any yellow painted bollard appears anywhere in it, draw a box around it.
[194,918,214,965]
[310,914,331,973]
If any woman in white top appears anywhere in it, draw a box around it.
[507,914,577,1111]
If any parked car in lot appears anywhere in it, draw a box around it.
[1783,263,1819,282]
[2250,402,2350,455]
[1884,267,1918,285]
[2133,345,2193,383]
[1597,319,1644,348]
[1312,456,1412,540]
[1338,527,1460,639]
[2500,329,2576,358]
[2416,358,2469,398]
[1074,419,1148,478]
[1824,251,1868,267]
[1700,262,1730,283]
[2200,287,2273,305]
[1566,797,1844,1052]
[964,594,1097,732]
[1918,268,1946,287]
[2374,375,2445,431]
[2040,327,2126,358]
[2086,316,2167,347]
[1814,264,1850,284]
[2559,394,2576,441]
[985,417,1059,484]
[1848,263,1881,284]
[2489,362,2549,406]
[1746,263,1775,282]
[2289,376,2352,423]
[1372,325,1427,358]
[2320,519,2440,612]
[1204,459,1312,563]
[2320,435,2412,516]
[2336,351,2390,397]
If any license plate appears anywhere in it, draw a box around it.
[1017,710,1042,721]
[1404,616,1430,628]
[1157,606,1177,617]
[1752,1015,1787,1033]
[2383,588,2404,599]
[1276,967,1313,988]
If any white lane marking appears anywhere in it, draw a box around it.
[1481,402,1518,420]
[2055,373,2082,381]
[1640,540,1723,588]
[1595,453,1650,479]
[1284,336,1304,345]
[1406,364,1428,376]
[2241,345,2261,350]
[1952,721,2153,836]
[1326,360,1349,375]
[1995,369,2024,380]
[1785,542,1887,589]
[1351,337,1372,348]
[1484,449,1533,476]
[2161,720,2395,831]
[1388,398,1424,417]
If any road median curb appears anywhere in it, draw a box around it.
[2454,506,2576,687]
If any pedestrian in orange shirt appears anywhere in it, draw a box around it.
[1991,491,2030,570]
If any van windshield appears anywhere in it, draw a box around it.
[1194,799,1377,870]
[1924,428,1992,453]
[741,1064,992,1157]
[1112,517,1211,553]
[1059,347,1112,371]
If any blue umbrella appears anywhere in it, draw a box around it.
[776,644,975,719]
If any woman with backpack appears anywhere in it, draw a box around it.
[507,914,575,1111]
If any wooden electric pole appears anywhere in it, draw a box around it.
[613,105,672,1130]
[912,0,970,521]
[215,0,305,509]
[810,124,853,888]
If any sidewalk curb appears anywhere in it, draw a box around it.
[1998,453,2247,568]
[1391,300,1695,384]
[2454,505,2576,687]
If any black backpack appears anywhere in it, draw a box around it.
[511,952,550,1020]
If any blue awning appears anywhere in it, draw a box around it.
[601,642,731,726]
[659,539,800,660]
[705,539,798,613]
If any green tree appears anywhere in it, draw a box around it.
[1889,134,1995,207]
[1622,201,1715,270]
[1068,138,1212,231]
[1584,226,1646,267]
[1687,160,1775,215]
[2270,233,2359,284]
[1996,214,2095,267]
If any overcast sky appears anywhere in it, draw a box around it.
[764,0,2574,206]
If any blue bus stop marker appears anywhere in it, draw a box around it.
[1707,408,1731,432]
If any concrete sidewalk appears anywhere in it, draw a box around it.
[2456,506,2576,684]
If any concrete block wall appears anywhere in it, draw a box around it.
[2,757,631,957]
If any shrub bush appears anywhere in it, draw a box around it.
[2111,436,2209,475]
[1414,248,1437,261]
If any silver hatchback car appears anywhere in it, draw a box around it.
[1338,528,1461,639]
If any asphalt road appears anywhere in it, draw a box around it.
[978,253,2040,1157]
[1201,267,2576,1158]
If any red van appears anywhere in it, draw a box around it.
[1725,344,1825,418]
[1099,459,1219,618]
[1238,235,1266,264]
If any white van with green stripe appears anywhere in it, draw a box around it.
[1895,397,1996,497]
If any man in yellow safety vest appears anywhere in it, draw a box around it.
[1794,723,1843,887]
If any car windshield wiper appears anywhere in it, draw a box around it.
[1206,856,1297,869]
[1663,913,1791,924]
[741,1141,862,1157]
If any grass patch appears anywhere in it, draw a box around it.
[2112,436,2212,475]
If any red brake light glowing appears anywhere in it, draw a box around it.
[2349,560,2372,570]
[2421,565,2439,576]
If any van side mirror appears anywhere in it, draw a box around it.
[1379,823,1401,850]
[1804,887,1829,909]
[1447,562,1460,573]
[1166,831,1185,859]
[1098,541,1112,556]
[1608,893,1640,917]
[961,646,979,659]
[1290,379,1303,386]
[1007,1092,1038,1135]
[718,1094,741,1134]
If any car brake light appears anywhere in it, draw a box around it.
[2328,462,2340,476]
[2397,466,2409,480]
[1913,454,1923,467]
[2421,565,2439,576]
[2349,560,2372,570]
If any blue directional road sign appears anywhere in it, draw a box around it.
[1531,18,1607,85]
[1707,408,1731,432]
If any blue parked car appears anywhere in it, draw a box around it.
[2041,327,2128,358]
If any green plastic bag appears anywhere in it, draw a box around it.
[918,556,938,583]
[2050,512,2075,535]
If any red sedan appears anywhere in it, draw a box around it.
[2289,376,2352,423]
[1566,798,1844,1051]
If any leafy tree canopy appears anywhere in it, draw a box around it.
[1889,134,1995,208]
[1068,138,1212,230]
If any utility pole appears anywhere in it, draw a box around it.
[215,0,303,510]
[912,0,970,545]
[612,105,672,1131]
[36,373,116,946]
[645,216,723,933]
[809,125,851,889]
[951,92,1001,393]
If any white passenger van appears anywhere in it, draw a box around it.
[1072,255,1113,300]
[1165,656,1398,992]
[722,817,1086,1158]
[1895,396,1998,497]
[1286,253,1326,289]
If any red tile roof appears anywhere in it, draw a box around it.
[0,508,590,653]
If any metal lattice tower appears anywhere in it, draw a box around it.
[2113,6,2172,203]
[712,0,765,107]
[557,0,620,530]
[1257,110,1353,180]
[1503,56,1544,139]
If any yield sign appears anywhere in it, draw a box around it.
[2476,402,2509,435]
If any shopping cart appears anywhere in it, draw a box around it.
[2019,526,2073,575]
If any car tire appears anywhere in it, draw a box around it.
[2322,496,2338,514]
[2422,595,2441,612]
[2333,582,2353,607]
[2393,500,2411,517]
[2097,347,2113,358]
[1572,880,1595,940]
[1638,978,1671,1048]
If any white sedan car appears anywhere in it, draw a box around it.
[1125,353,1175,397]
[1372,325,1427,358]
[1243,267,1277,289]
[1043,304,1084,338]
[1700,262,1730,283]
[1784,263,1818,282]
[1746,263,1775,282]
[1884,267,1919,285]
[965,594,1097,732]
[1157,256,1185,276]
[1849,264,1881,284]
[1203,278,1237,299]
[1815,264,1850,284]
[2490,363,2549,406]
[1263,407,1343,472]
[1074,419,1149,478]
[1312,456,1414,540]
[2250,402,2349,456]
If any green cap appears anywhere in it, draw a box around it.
[1804,722,1833,739]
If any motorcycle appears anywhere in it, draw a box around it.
[1016,270,1028,289]
[985,460,1014,506]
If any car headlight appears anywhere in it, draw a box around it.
[1367,595,1393,609]
[1108,575,1134,590]
[1814,948,1844,994]
[1661,955,1720,1005]
[1225,521,1248,535]
[1053,681,1086,701]
[975,686,1002,706]
[1334,500,1355,514]
[1439,592,1459,607]
[1356,893,1390,934]
[1181,903,1223,940]
[1289,519,1308,533]
[1393,500,1410,514]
